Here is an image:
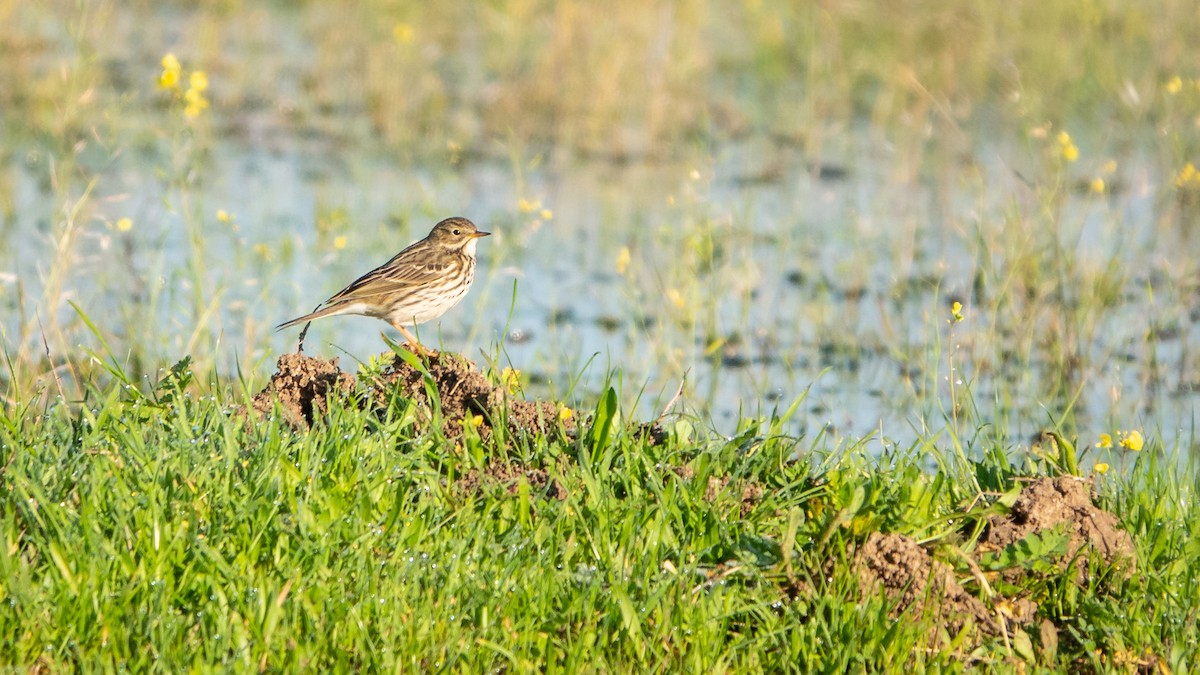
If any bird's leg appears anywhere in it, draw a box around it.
[297,321,312,354]
[296,303,320,354]
[390,321,430,357]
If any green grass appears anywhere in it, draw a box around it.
[1,363,1196,671]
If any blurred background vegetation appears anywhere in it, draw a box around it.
[2,0,1193,156]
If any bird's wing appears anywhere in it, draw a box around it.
[323,254,457,305]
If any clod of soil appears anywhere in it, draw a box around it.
[855,532,998,639]
[251,353,355,430]
[250,351,576,442]
[980,476,1137,581]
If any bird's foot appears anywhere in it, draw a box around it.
[406,342,438,359]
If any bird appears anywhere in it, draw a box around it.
[277,216,490,354]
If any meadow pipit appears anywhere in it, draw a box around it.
[277,216,490,354]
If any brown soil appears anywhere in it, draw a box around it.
[979,476,1137,581]
[251,353,355,430]
[250,351,576,441]
[855,532,998,639]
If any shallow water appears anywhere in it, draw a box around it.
[6,126,1197,453]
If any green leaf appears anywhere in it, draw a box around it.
[587,386,618,451]
[978,527,1071,571]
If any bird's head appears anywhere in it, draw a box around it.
[428,217,490,252]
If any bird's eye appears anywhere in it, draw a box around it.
[452,229,461,235]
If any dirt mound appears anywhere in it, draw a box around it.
[849,477,1135,649]
[250,351,576,441]
[372,351,571,440]
[251,353,355,429]
[855,532,997,638]
[980,476,1136,581]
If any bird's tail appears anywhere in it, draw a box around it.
[275,304,340,331]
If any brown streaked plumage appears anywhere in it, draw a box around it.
[277,216,490,353]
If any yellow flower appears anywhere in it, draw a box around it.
[159,69,179,90]
[666,288,685,309]
[518,198,540,213]
[615,246,631,274]
[252,243,271,260]
[1177,162,1199,188]
[1166,76,1183,94]
[393,22,415,44]
[558,406,574,422]
[1094,462,1109,475]
[217,209,232,223]
[1091,178,1105,194]
[499,367,522,394]
[1119,430,1144,451]
[1057,131,1079,162]
[950,301,964,323]
[115,217,133,232]
[539,208,553,221]
[465,413,485,429]
[184,88,209,118]
[158,53,181,89]
[189,70,208,93]
[1102,159,1118,174]
[1097,433,1112,449]
[334,235,347,250]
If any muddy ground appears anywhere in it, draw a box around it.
[249,352,1138,656]
[250,351,573,440]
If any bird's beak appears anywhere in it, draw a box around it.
[473,231,491,238]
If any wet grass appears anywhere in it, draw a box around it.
[1,354,1197,670]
